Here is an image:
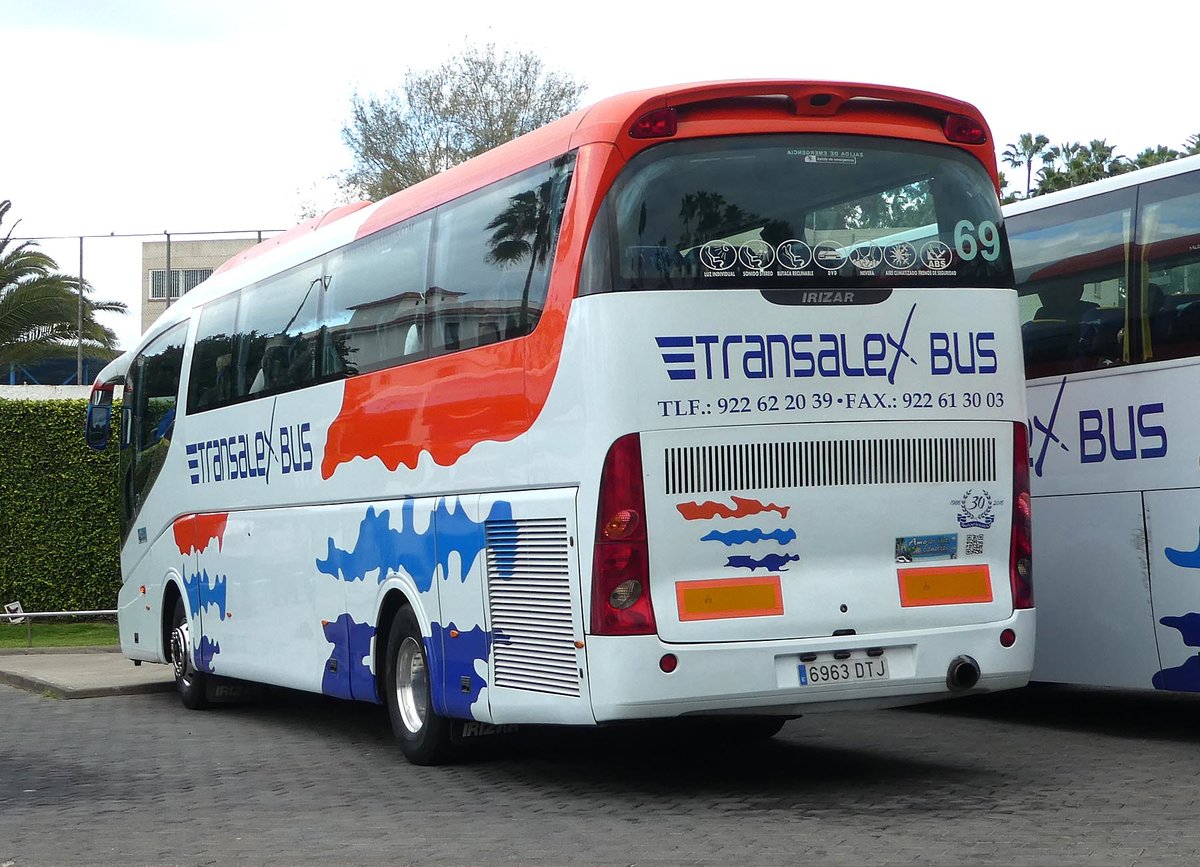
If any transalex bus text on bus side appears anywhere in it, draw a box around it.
[185,422,314,486]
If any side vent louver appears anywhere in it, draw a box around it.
[664,436,996,496]
[485,518,580,697]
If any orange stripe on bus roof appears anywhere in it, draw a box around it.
[356,80,994,241]
[211,80,995,284]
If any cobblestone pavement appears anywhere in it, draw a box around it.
[2,681,1199,866]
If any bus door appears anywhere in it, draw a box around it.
[1137,165,1200,691]
[1024,371,1162,688]
[1028,485,1160,688]
[1144,490,1200,691]
[120,322,188,555]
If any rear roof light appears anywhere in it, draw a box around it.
[592,433,656,635]
[944,113,988,145]
[629,107,677,139]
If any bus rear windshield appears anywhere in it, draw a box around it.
[581,134,1012,294]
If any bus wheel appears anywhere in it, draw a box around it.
[170,597,209,710]
[385,607,453,765]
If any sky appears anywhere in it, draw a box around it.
[4,0,1197,353]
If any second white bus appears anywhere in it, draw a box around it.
[1007,154,1200,691]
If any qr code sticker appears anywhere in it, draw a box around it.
[965,534,984,556]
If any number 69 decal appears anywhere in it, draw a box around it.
[954,219,1001,262]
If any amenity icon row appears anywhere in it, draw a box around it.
[699,238,955,273]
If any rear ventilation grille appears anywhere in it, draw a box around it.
[663,437,996,496]
[485,518,580,697]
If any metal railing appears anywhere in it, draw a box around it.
[1,610,117,650]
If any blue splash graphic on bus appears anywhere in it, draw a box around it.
[726,553,800,572]
[1164,532,1200,569]
[184,570,228,620]
[321,613,377,702]
[195,635,220,674]
[1153,613,1200,691]
[427,622,489,719]
[1160,613,1200,646]
[315,498,513,590]
[702,528,797,547]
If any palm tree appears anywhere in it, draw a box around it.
[1035,142,1085,194]
[1135,145,1182,168]
[0,199,127,368]
[1040,141,1081,175]
[1184,134,1200,156]
[1081,139,1130,178]
[1002,133,1050,198]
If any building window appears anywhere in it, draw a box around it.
[148,268,213,300]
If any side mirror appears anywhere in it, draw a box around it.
[85,390,113,451]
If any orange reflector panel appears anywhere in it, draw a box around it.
[897,564,993,607]
[676,576,784,621]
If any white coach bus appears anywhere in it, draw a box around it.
[1006,154,1200,691]
[86,80,1034,763]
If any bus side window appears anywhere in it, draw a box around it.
[1010,188,1135,378]
[234,263,322,399]
[321,214,432,377]
[428,154,575,356]
[188,292,238,414]
[1138,170,1200,362]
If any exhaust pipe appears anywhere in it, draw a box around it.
[946,655,981,691]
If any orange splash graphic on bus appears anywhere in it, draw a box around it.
[676,497,791,521]
[321,305,569,478]
[173,513,229,556]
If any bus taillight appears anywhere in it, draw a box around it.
[592,433,657,636]
[1010,422,1034,609]
[629,108,677,139]
[944,113,988,145]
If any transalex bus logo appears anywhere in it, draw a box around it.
[1028,375,1168,477]
[655,336,700,380]
[1030,376,1070,478]
[654,304,994,385]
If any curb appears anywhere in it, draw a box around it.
[0,667,175,699]
[0,645,121,656]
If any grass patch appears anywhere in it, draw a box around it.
[0,619,119,649]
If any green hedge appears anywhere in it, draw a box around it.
[0,399,122,612]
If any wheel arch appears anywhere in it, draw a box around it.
[373,587,420,704]
[161,579,185,664]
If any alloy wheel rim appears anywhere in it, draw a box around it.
[395,636,428,734]
[171,620,193,686]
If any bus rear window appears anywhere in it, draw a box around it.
[581,134,1011,293]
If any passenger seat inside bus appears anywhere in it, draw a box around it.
[1152,287,1200,358]
[1023,280,1107,375]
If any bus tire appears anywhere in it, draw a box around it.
[170,596,209,710]
[384,607,453,765]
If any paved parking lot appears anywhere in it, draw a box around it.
[2,680,1199,866]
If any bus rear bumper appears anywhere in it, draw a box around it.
[586,608,1035,721]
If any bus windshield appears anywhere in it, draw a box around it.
[584,134,1011,293]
